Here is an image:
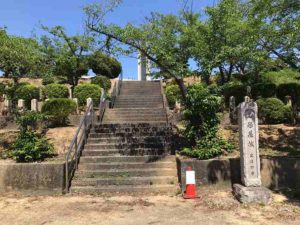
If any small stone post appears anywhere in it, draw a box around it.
[17,99,25,112]
[284,96,292,107]
[86,98,92,107]
[31,99,38,112]
[232,96,272,204]
[73,98,79,114]
[68,88,73,99]
[2,99,11,116]
[229,96,237,124]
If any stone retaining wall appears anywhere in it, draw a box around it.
[177,156,300,191]
[0,162,66,194]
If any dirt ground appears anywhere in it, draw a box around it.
[0,189,299,225]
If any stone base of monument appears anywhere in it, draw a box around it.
[233,184,272,204]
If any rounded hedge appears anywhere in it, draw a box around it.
[91,75,111,91]
[73,84,101,106]
[15,84,40,109]
[89,51,122,79]
[222,83,247,106]
[277,83,300,106]
[165,84,181,108]
[251,83,277,99]
[256,98,292,124]
[42,98,76,126]
[44,84,69,99]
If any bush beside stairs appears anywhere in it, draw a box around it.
[71,81,178,195]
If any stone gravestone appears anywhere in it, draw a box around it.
[31,99,38,112]
[233,97,272,204]
[17,99,25,112]
[73,98,79,115]
[2,99,11,116]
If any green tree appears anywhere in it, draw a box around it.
[248,0,300,71]
[0,28,46,83]
[84,2,197,101]
[41,26,94,88]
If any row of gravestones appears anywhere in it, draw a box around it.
[229,95,293,125]
[0,95,93,116]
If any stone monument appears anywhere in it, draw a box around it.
[233,97,272,204]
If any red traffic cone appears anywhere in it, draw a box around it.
[183,166,197,199]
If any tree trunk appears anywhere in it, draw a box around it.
[174,77,187,104]
[219,66,225,85]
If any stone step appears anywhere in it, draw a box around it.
[114,98,163,103]
[93,123,169,128]
[87,136,167,144]
[76,168,177,178]
[114,105,163,109]
[89,131,171,138]
[82,148,165,156]
[70,184,178,195]
[82,150,120,156]
[102,119,167,124]
[72,176,177,186]
[79,161,175,170]
[91,127,171,134]
[80,155,174,163]
[116,96,162,100]
[85,143,165,150]
[104,110,166,115]
[103,115,166,119]
[105,108,166,112]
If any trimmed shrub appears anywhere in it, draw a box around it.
[42,98,76,126]
[261,69,300,85]
[44,84,69,99]
[222,82,247,106]
[277,83,300,106]
[251,83,277,99]
[16,111,44,132]
[256,98,293,124]
[42,76,55,85]
[12,131,54,162]
[73,84,101,106]
[165,84,181,108]
[207,83,222,95]
[91,75,111,91]
[89,51,122,79]
[15,84,39,109]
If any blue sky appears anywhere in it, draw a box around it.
[0,0,214,79]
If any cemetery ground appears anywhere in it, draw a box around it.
[0,189,299,225]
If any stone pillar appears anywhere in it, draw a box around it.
[68,88,73,99]
[73,98,79,114]
[2,99,11,116]
[284,96,292,107]
[138,51,147,81]
[86,98,92,107]
[238,98,261,187]
[17,99,25,112]
[233,97,272,204]
[31,99,38,112]
[38,102,43,112]
[39,88,43,101]
[246,86,251,98]
[229,96,237,124]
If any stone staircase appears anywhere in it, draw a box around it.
[71,81,178,195]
